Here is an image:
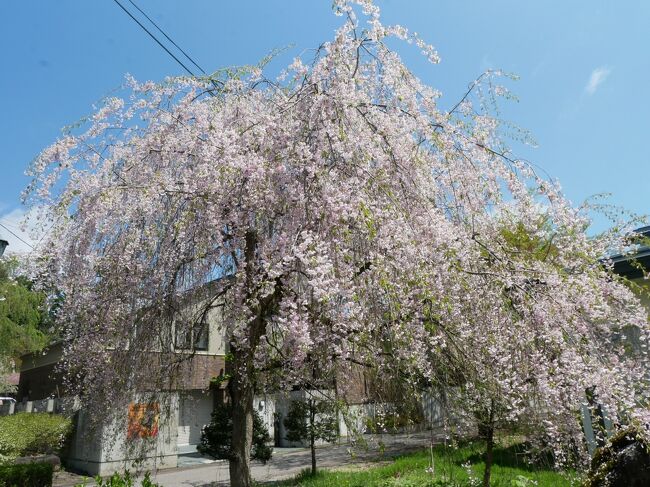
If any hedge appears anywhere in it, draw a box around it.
[0,413,72,460]
[0,462,54,487]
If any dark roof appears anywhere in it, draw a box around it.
[610,226,650,279]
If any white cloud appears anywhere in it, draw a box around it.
[585,66,611,95]
[0,206,50,255]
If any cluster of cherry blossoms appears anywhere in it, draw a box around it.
[25,0,649,467]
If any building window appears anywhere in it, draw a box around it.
[175,320,209,351]
[193,320,209,351]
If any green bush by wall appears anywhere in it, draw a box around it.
[0,413,72,461]
[73,471,161,487]
[0,462,54,487]
[198,403,272,464]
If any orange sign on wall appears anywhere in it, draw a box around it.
[127,402,160,440]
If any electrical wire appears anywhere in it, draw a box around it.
[125,0,207,75]
[111,0,197,77]
[0,222,34,250]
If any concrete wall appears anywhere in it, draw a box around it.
[66,393,179,476]
[64,390,276,475]
[337,403,373,439]
[177,390,213,450]
[271,390,433,445]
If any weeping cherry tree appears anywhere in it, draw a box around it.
[25,1,650,485]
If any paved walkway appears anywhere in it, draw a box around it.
[151,431,443,486]
[54,431,444,486]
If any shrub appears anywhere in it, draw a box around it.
[284,399,338,474]
[198,403,272,464]
[284,399,338,445]
[0,462,54,487]
[74,471,161,487]
[0,413,72,460]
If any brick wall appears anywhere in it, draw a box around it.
[19,350,227,401]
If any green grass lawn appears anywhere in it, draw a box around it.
[275,439,580,486]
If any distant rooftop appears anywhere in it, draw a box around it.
[610,226,650,279]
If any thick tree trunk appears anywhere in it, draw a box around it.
[228,228,281,486]
[229,358,255,487]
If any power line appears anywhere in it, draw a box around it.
[0,222,34,250]
[0,219,21,232]
[125,0,207,75]
[111,0,197,77]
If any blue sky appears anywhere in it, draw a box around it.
[1,0,649,251]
